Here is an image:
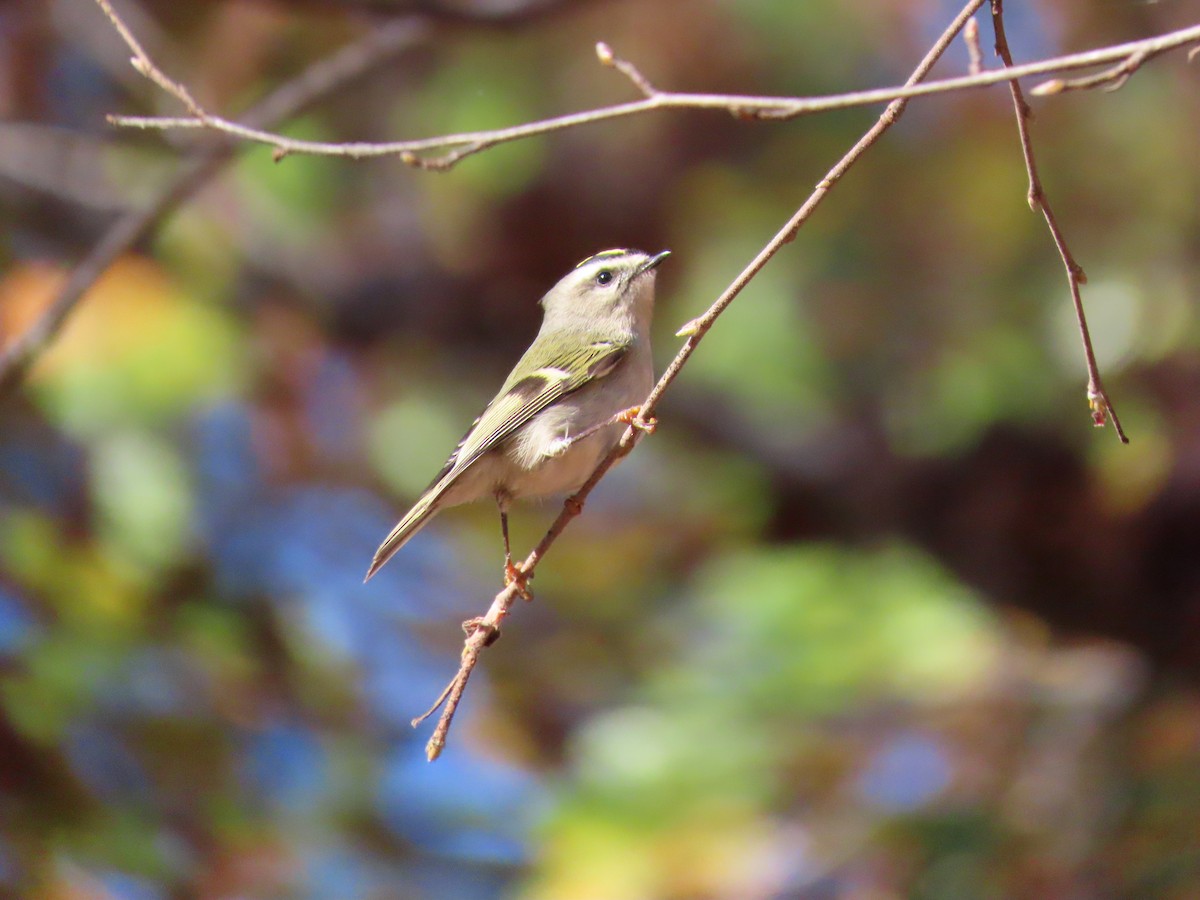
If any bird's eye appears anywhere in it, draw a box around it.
[595,270,613,286]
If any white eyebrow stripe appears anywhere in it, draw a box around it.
[573,253,637,280]
[573,260,634,288]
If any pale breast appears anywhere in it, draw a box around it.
[496,342,653,500]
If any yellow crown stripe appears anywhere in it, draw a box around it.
[574,249,633,269]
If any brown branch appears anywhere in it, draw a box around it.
[98,2,1200,170]
[413,422,645,759]
[0,16,435,392]
[416,0,991,762]
[991,0,1128,443]
[94,0,208,122]
[0,0,588,392]
[0,158,208,393]
[1031,47,1157,96]
[595,40,657,97]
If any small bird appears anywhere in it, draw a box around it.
[365,248,670,587]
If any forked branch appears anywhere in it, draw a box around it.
[0,14,434,391]
[94,0,1200,171]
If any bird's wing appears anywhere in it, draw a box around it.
[365,335,630,582]
[435,334,631,486]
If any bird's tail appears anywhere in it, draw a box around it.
[364,488,443,582]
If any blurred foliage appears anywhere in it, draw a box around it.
[0,0,1199,897]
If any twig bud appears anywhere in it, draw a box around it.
[1031,79,1065,96]
[595,42,615,66]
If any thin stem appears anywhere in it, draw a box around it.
[1032,47,1159,96]
[0,15,433,391]
[991,0,1128,443]
[96,0,1200,170]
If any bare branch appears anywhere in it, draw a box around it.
[0,16,434,392]
[595,40,658,97]
[1031,47,1157,96]
[95,0,1200,170]
[2,0,593,391]
[991,0,1128,443]
[416,0,992,761]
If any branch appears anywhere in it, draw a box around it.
[991,0,1129,443]
[412,419,647,759]
[97,2,1200,170]
[415,0,991,762]
[1031,47,1158,96]
[0,0,586,392]
[0,15,434,392]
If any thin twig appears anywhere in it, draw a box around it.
[1031,47,1157,96]
[94,0,208,120]
[0,16,434,392]
[991,0,1128,443]
[596,40,657,97]
[417,0,991,761]
[416,424,645,758]
[965,18,984,76]
[98,3,1200,170]
[1,0,592,392]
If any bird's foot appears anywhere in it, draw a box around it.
[616,405,657,434]
[463,617,500,646]
[504,560,534,601]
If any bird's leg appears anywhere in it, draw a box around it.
[496,492,533,601]
[549,406,658,457]
[462,616,501,646]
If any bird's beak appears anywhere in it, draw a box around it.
[636,249,671,277]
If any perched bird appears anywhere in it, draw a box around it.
[365,248,670,586]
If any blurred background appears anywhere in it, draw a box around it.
[0,0,1198,897]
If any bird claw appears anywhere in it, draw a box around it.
[617,405,657,434]
[463,616,500,646]
[504,561,534,601]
